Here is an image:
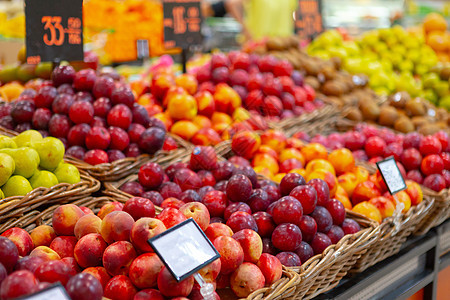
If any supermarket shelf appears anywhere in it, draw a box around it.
[314,218,450,300]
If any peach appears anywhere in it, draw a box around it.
[405,181,423,206]
[74,214,102,239]
[230,262,265,298]
[253,153,279,175]
[232,229,263,263]
[328,148,355,175]
[213,83,241,114]
[285,137,305,150]
[256,253,282,286]
[154,112,173,130]
[101,211,135,244]
[49,236,78,258]
[137,93,157,106]
[152,73,175,100]
[195,91,215,118]
[373,171,388,193]
[279,148,305,165]
[79,207,94,215]
[394,191,412,213]
[104,275,138,300]
[191,128,222,146]
[337,173,358,197]
[1,228,34,256]
[211,112,232,125]
[29,246,61,261]
[52,204,85,236]
[175,74,198,95]
[261,130,287,153]
[156,207,188,229]
[146,104,163,117]
[168,93,197,120]
[82,267,111,289]
[352,202,382,223]
[170,120,199,140]
[231,131,261,160]
[352,181,381,205]
[307,169,338,197]
[103,241,137,276]
[0,270,39,299]
[289,168,307,178]
[179,202,210,231]
[272,173,286,183]
[61,256,81,274]
[130,218,166,253]
[213,236,244,275]
[198,258,221,282]
[369,196,395,219]
[129,253,164,289]
[257,145,279,160]
[254,166,274,178]
[74,233,108,268]
[30,225,56,247]
[193,115,212,128]
[232,107,251,122]
[301,143,328,163]
[335,186,353,209]
[157,266,194,298]
[306,159,336,176]
[352,166,369,184]
[205,223,234,242]
[97,202,123,220]
[214,122,231,136]
[163,86,188,107]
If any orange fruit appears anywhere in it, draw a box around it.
[426,32,448,52]
[423,13,447,34]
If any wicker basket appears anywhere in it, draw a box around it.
[0,195,301,300]
[414,187,449,236]
[0,168,100,225]
[269,103,340,137]
[288,211,380,299]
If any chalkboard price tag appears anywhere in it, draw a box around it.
[17,283,70,300]
[25,0,84,64]
[149,218,220,282]
[376,157,407,195]
[295,0,323,40]
[163,0,203,49]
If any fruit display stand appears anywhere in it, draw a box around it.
[103,168,380,300]
[0,168,100,231]
[414,186,450,235]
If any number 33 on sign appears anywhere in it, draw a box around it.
[25,0,84,64]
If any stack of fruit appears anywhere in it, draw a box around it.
[420,13,450,63]
[0,65,172,166]
[299,123,449,192]
[308,24,450,109]
[344,91,449,134]
[0,130,80,199]
[114,146,364,272]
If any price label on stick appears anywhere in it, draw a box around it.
[162,0,203,49]
[295,0,323,40]
[17,283,70,300]
[149,218,220,282]
[25,0,84,64]
[376,157,407,195]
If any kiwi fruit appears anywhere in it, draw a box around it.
[378,106,399,126]
[304,76,320,90]
[394,117,415,133]
[360,101,380,121]
[418,123,441,135]
[389,91,409,108]
[411,116,430,129]
[440,67,450,80]
[345,107,363,122]
[405,98,426,116]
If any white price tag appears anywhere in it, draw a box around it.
[149,218,220,282]
[376,157,407,195]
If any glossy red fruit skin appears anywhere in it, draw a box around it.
[271,223,302,251]
[138,162,165,189]
[226,175,253,203]
[35,86,57,108]
[73,69,97,91]
[311,206,333,233]
[84,149,109,165]
[326,198,346,225]
[85,126,111,150]
[93,76,115,99]
[111,86,135,108]
[49,114,71,138]
[68,123,91,147]
[109,127,130,151]
[421,154,444,176]
[289,185,317,215]
[310,232,332,255]
[226,211,258,233]
[107,104,133,130]
[52,65,76,87]
[271,196,303,225]
[34,260,74,286]
[419,136,442,156]
[401,148,422,171]
[0,237,19,273]
[275,252,301,267]
[298,215,317,243]
[69,101,94,124]
[66,273,103,300]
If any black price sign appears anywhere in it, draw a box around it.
[295,0,323,40]
[149,218,220,282]
[163,0,203,49]
[17,283,70,300]
[25,0,84,64]
[376,157,407,195]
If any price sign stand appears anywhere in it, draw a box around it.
[16,283,70,300]
[149,218,220,300]
[24,0,84,65]
[295,0,323,41]
[162,0,203,73]
[376,157,408,233]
